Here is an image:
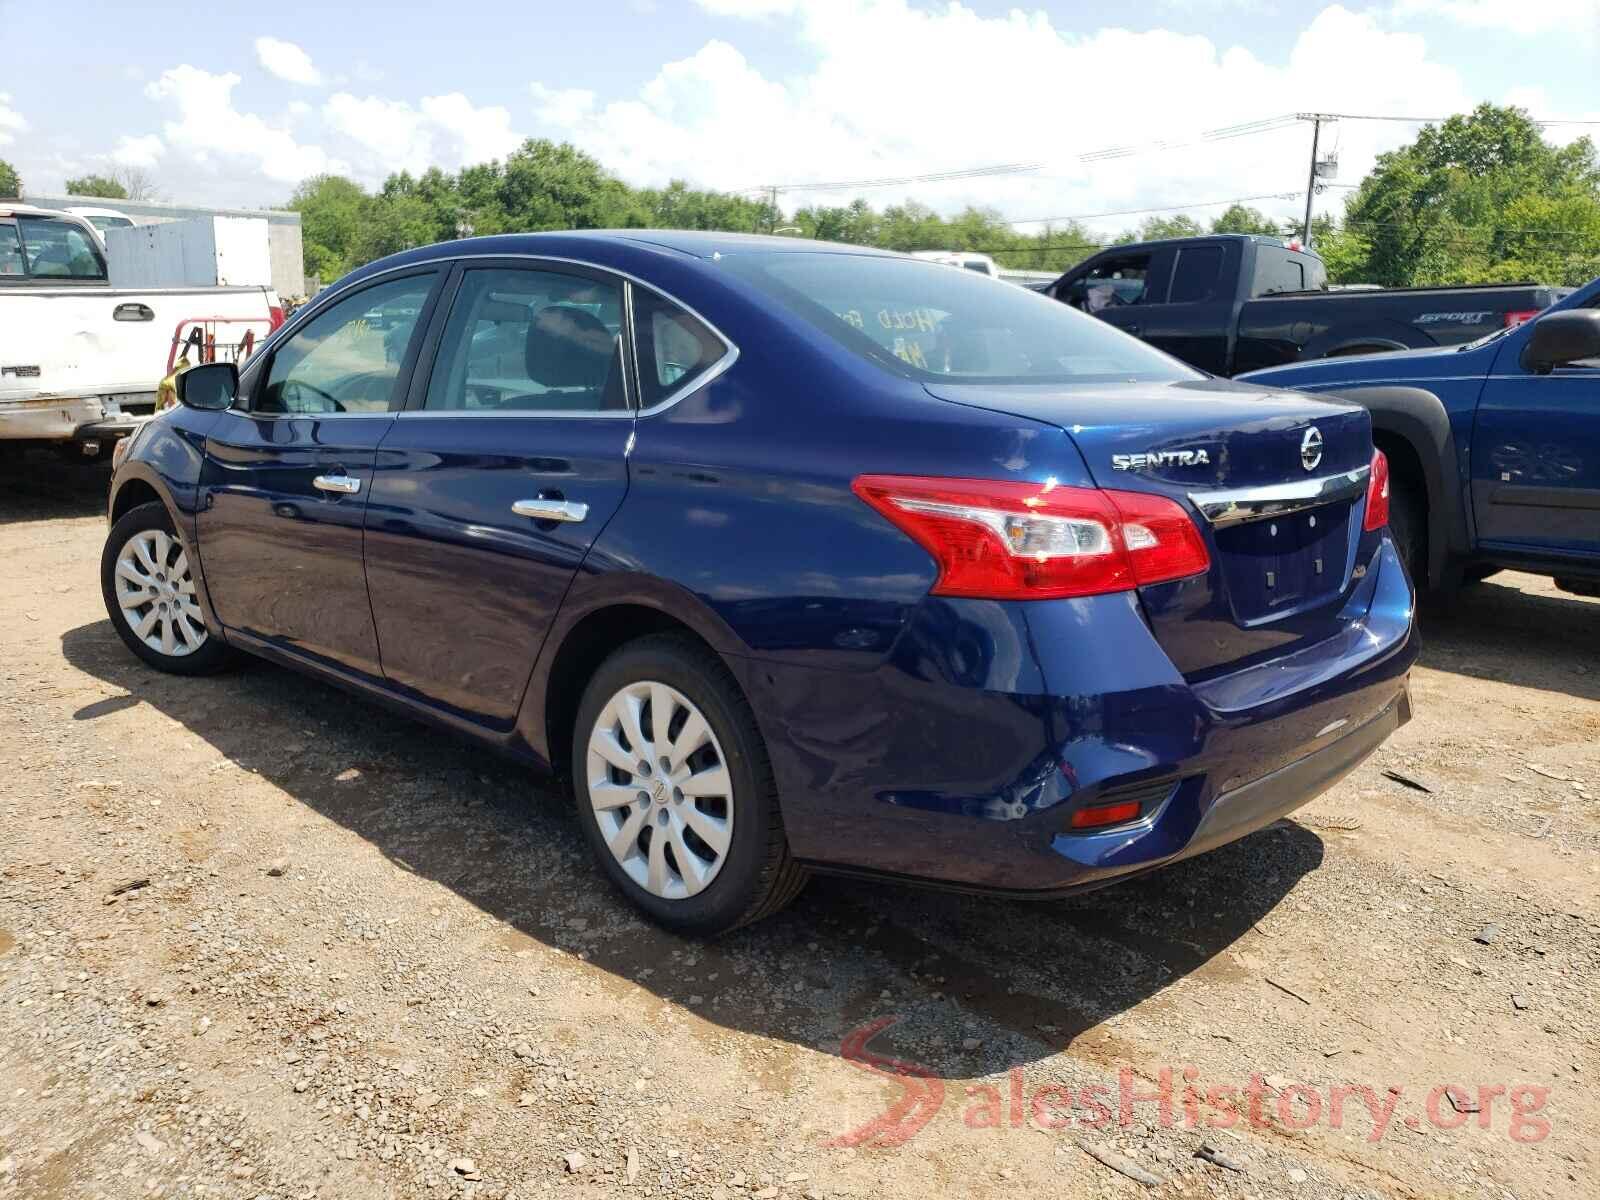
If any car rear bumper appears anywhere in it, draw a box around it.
[0,393,153,443]
[743,531,1416,895]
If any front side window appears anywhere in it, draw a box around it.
[632,287,727,408]
[0,225,23,276]
[426,267,627,412]
[1071,254,1153,312]
[15,216,105,279]
[256,273,435,414]
[726,252,1198,385]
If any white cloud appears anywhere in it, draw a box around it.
[531,2,1481,233]
[694,0,797,14]
[145,65,346,183]
[324,91,521,178]
[255,36,323,86]
[1391,0,1600,39]
[112,134,165,168]
[0,92,26,147]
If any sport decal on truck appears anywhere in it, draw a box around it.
[1,365,42,377]
[1416,311,1494,325]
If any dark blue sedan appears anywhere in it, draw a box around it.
[102,231,1416,934]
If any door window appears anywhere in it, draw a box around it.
[426,267,627,412]
[1068,254,1153,312]
[0,224,23,276]
[256,274,435,414]
[631,287,729,408]
[1168,245,1224,304]
[14,215,105,279]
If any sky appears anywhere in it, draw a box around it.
[2,0,1598,239]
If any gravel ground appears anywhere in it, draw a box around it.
[1,455,1596,1200]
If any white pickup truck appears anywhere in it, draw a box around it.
[1,204,282,459]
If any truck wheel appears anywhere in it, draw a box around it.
[1387,476,1427,589]
[571,634,807,936]
[101,502,234,675]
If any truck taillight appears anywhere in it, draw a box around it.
[1504,309,1540,327]
[268,304,286,331]
[1363,450,1390,532]
[851,475,1210,600]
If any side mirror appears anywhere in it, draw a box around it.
[1521,309,1600,374]
[176,361,238,411]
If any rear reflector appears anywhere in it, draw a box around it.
[1363,449,1390,532]
[1069,800,1144,829]
[852,475,1211,600]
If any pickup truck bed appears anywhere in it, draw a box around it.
[1049,234,1570,377]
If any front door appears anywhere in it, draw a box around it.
[1471,311,1600,557]
[363,262,636,725]
[195,269,443,678]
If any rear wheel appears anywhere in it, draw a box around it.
[1387,474,1427,589]
[571,635,806,935]
[101,501,233,675]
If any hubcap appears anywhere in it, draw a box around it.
[586,680,733,900]
[114,529,207,658]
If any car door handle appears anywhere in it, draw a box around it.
[511,498,588,523]
[312,474,362,495]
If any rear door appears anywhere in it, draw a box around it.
[1470,307,1600,557]
[362,260,639,725]
[1127,241,1239,375]
[195,268,443,678]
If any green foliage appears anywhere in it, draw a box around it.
[1336,103,1600,287]
[1209,205,1285,237]
[65,174,129,199]
[281,105,1600,294]
[0,159,19,199]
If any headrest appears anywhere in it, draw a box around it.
[525,305,615,390]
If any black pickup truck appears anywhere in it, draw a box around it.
[1046,234,1571,377]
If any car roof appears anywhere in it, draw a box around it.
[0,203,84,219]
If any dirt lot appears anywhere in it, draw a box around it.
[1,455,1596,1200]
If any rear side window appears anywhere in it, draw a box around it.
[1252,250,1307,297]
[632,287,728,408]
[16,216,105,279]
[426,267,627,413]
[1168,245,1224,303]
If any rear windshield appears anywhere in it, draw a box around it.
[723,252,1200,385]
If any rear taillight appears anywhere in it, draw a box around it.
[1363,450,1390,531]
[851,475,1210,600]
[1504,309,1540,328]
[268,304,286,331]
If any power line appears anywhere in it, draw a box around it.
[752,161,1043,194]
[1300,111,1600,127]
[1007,191,1304,226]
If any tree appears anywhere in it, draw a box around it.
[65,174,129,199]
[287,174,369,284]
[0,159,19,198]
[112,166,158,201]
[1337,103,1600,287]
[1210,204,1284,237]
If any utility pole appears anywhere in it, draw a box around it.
[765,185,780,234]
[1301,114,1321,250]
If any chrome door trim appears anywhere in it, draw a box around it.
[511,498,589,522]
[1189,465,1369,529]
[312,474,362,495]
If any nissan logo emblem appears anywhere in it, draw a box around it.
[1300,426,1323,472]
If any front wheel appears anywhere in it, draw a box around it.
[571,635,806,935]
[101,501,233,675]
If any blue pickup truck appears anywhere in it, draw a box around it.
[1239,275,1600,598]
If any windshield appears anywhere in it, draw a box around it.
[14,216,106,280]
[724,252,1201,385]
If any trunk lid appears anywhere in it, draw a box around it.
[924,378,1377,680]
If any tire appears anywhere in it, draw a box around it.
[101,501,233,675]
[1387,474,1427,589]
[571,634,806,936]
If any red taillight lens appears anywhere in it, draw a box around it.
[1363,449,1390,532]
[851,475,1210,600]
[1069,800,1144,829]
[268,304,286,332]
[1504,309,1540,328]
